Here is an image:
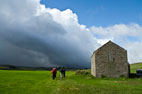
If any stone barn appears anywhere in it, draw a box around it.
[91,41,129,78]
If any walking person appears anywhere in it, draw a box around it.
[51,68,57,80]
[60,67,66,79]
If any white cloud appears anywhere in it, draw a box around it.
[90,24,142,63]
[0,0,99,68]
[97,38,113,45]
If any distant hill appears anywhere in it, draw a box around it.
[130,62,142,70]
[0,65,51,70]
[130,62,142,73]
[0,65,82,70]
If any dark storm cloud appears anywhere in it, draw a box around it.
[0,29,91,68]
[0,0,99,68]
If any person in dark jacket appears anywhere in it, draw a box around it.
[51,68,57,80]
[60,67,65,79]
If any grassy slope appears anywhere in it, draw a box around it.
[0,69,142,94]
[130,63,142,73]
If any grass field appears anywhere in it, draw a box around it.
[0,63,142,94]
[130,63,142,73]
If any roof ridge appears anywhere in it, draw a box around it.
[91,40,126,57]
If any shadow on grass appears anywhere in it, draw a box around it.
[129,73,142,78]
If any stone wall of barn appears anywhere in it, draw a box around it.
[91,54,96,76]
[91,41,129,78]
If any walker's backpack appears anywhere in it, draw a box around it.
[51,70,54,74]
[51,68,56,74]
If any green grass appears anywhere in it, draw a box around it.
[0,69,142,94]
[130,63,142,73]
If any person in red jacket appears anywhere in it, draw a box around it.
[51,68,57,80]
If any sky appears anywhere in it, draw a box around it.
[40,0,142,27]
[0,0,142,68]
